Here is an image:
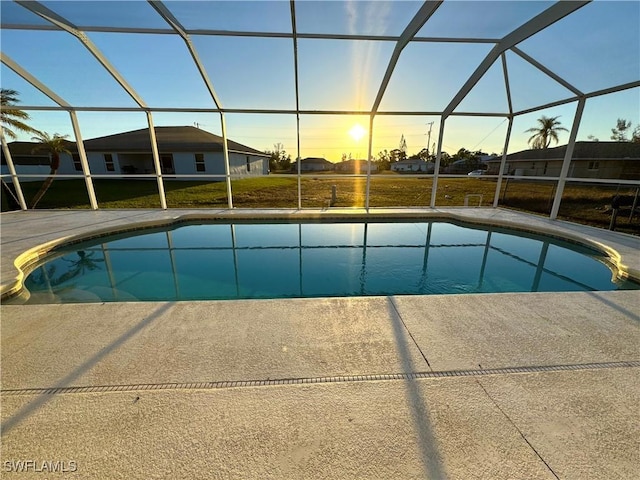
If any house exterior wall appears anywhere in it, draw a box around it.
[55,151,267,179]
[172,153,202,176]
[3,153,78,179]
[301,163,331,171]
[391,160,433,172]
[229,153,268,177]
[173,152,267,178]
[203,153,225,176]
[87,152,121,175]
[569,160,625,179]
[54,152,122,176]
[1,164,54,180]
[486,159,637,179]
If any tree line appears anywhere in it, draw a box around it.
[3,88,639,189]
[267,115,639,173]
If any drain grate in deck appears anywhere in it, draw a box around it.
[2,360,637,396]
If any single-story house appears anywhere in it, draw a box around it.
[0,139,79,179]
[1,126,269,180]
[485,142,640,180]
[290,157,334,172]
[391,159,434,173]
[442,158,490,174]
[334,159,378,174]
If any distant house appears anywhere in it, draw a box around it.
[334,159,377,174]
[290,157,334,172]
[485,142,640,179]
[442,158,489,174]
[1,126,269,180]
[391,159,434,173]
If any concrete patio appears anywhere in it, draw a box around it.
[1,208,639,479]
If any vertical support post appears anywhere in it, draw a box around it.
[0,128,28,210]
[290,0,302,210]
[296,129,301,210]
[501,53,513,117]
[494,53,514,209]
[430,117,446,208]
[550,98,585,220]
[219,112,233,209]
[609,207,619,231]
[146,112,167,210]
[365,114,375,210]
[493,117,513,208]
[69,111,98,210]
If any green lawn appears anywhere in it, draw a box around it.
[2,175,638,235]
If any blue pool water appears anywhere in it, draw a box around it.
[21,220,638,303]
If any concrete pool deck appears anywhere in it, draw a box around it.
[1,208,639,479]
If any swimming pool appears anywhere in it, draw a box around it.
[17,219,638,303]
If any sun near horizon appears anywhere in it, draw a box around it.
[348,123,367,142]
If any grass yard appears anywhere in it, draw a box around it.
[2,175,638,235]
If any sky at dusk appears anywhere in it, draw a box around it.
[1,0,639,161]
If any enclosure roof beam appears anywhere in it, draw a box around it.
[0,22,501,45]
[147,1,223,109]
[0,53,71,108]
[12,105,513,118]
[370,1,443,114]
[442,0,590,118]
[510,47,582,96]
[584,80,640,100]
[513,97,579,117]
[512,79,640,117]
[15,0,148,109]
[501,53,513,116]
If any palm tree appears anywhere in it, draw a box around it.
[0,88,36,139]
[30,131,72,208]
[525,115,568,149]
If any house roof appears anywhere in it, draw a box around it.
[395,159,430,164]
[1,140,79,165]
[3,127,268,159]
[2,140,78,157]
[83,126,267,156]
[294,157,333,165]
[492,141,640,162]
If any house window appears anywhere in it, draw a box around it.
[195,153,205,172]
[588,161,599,171]
[72,154,82,171]
[246,156,250,172]
[161,154,174,174]
[104,154,115,172]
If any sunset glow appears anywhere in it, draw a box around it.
[348,123,367,142]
